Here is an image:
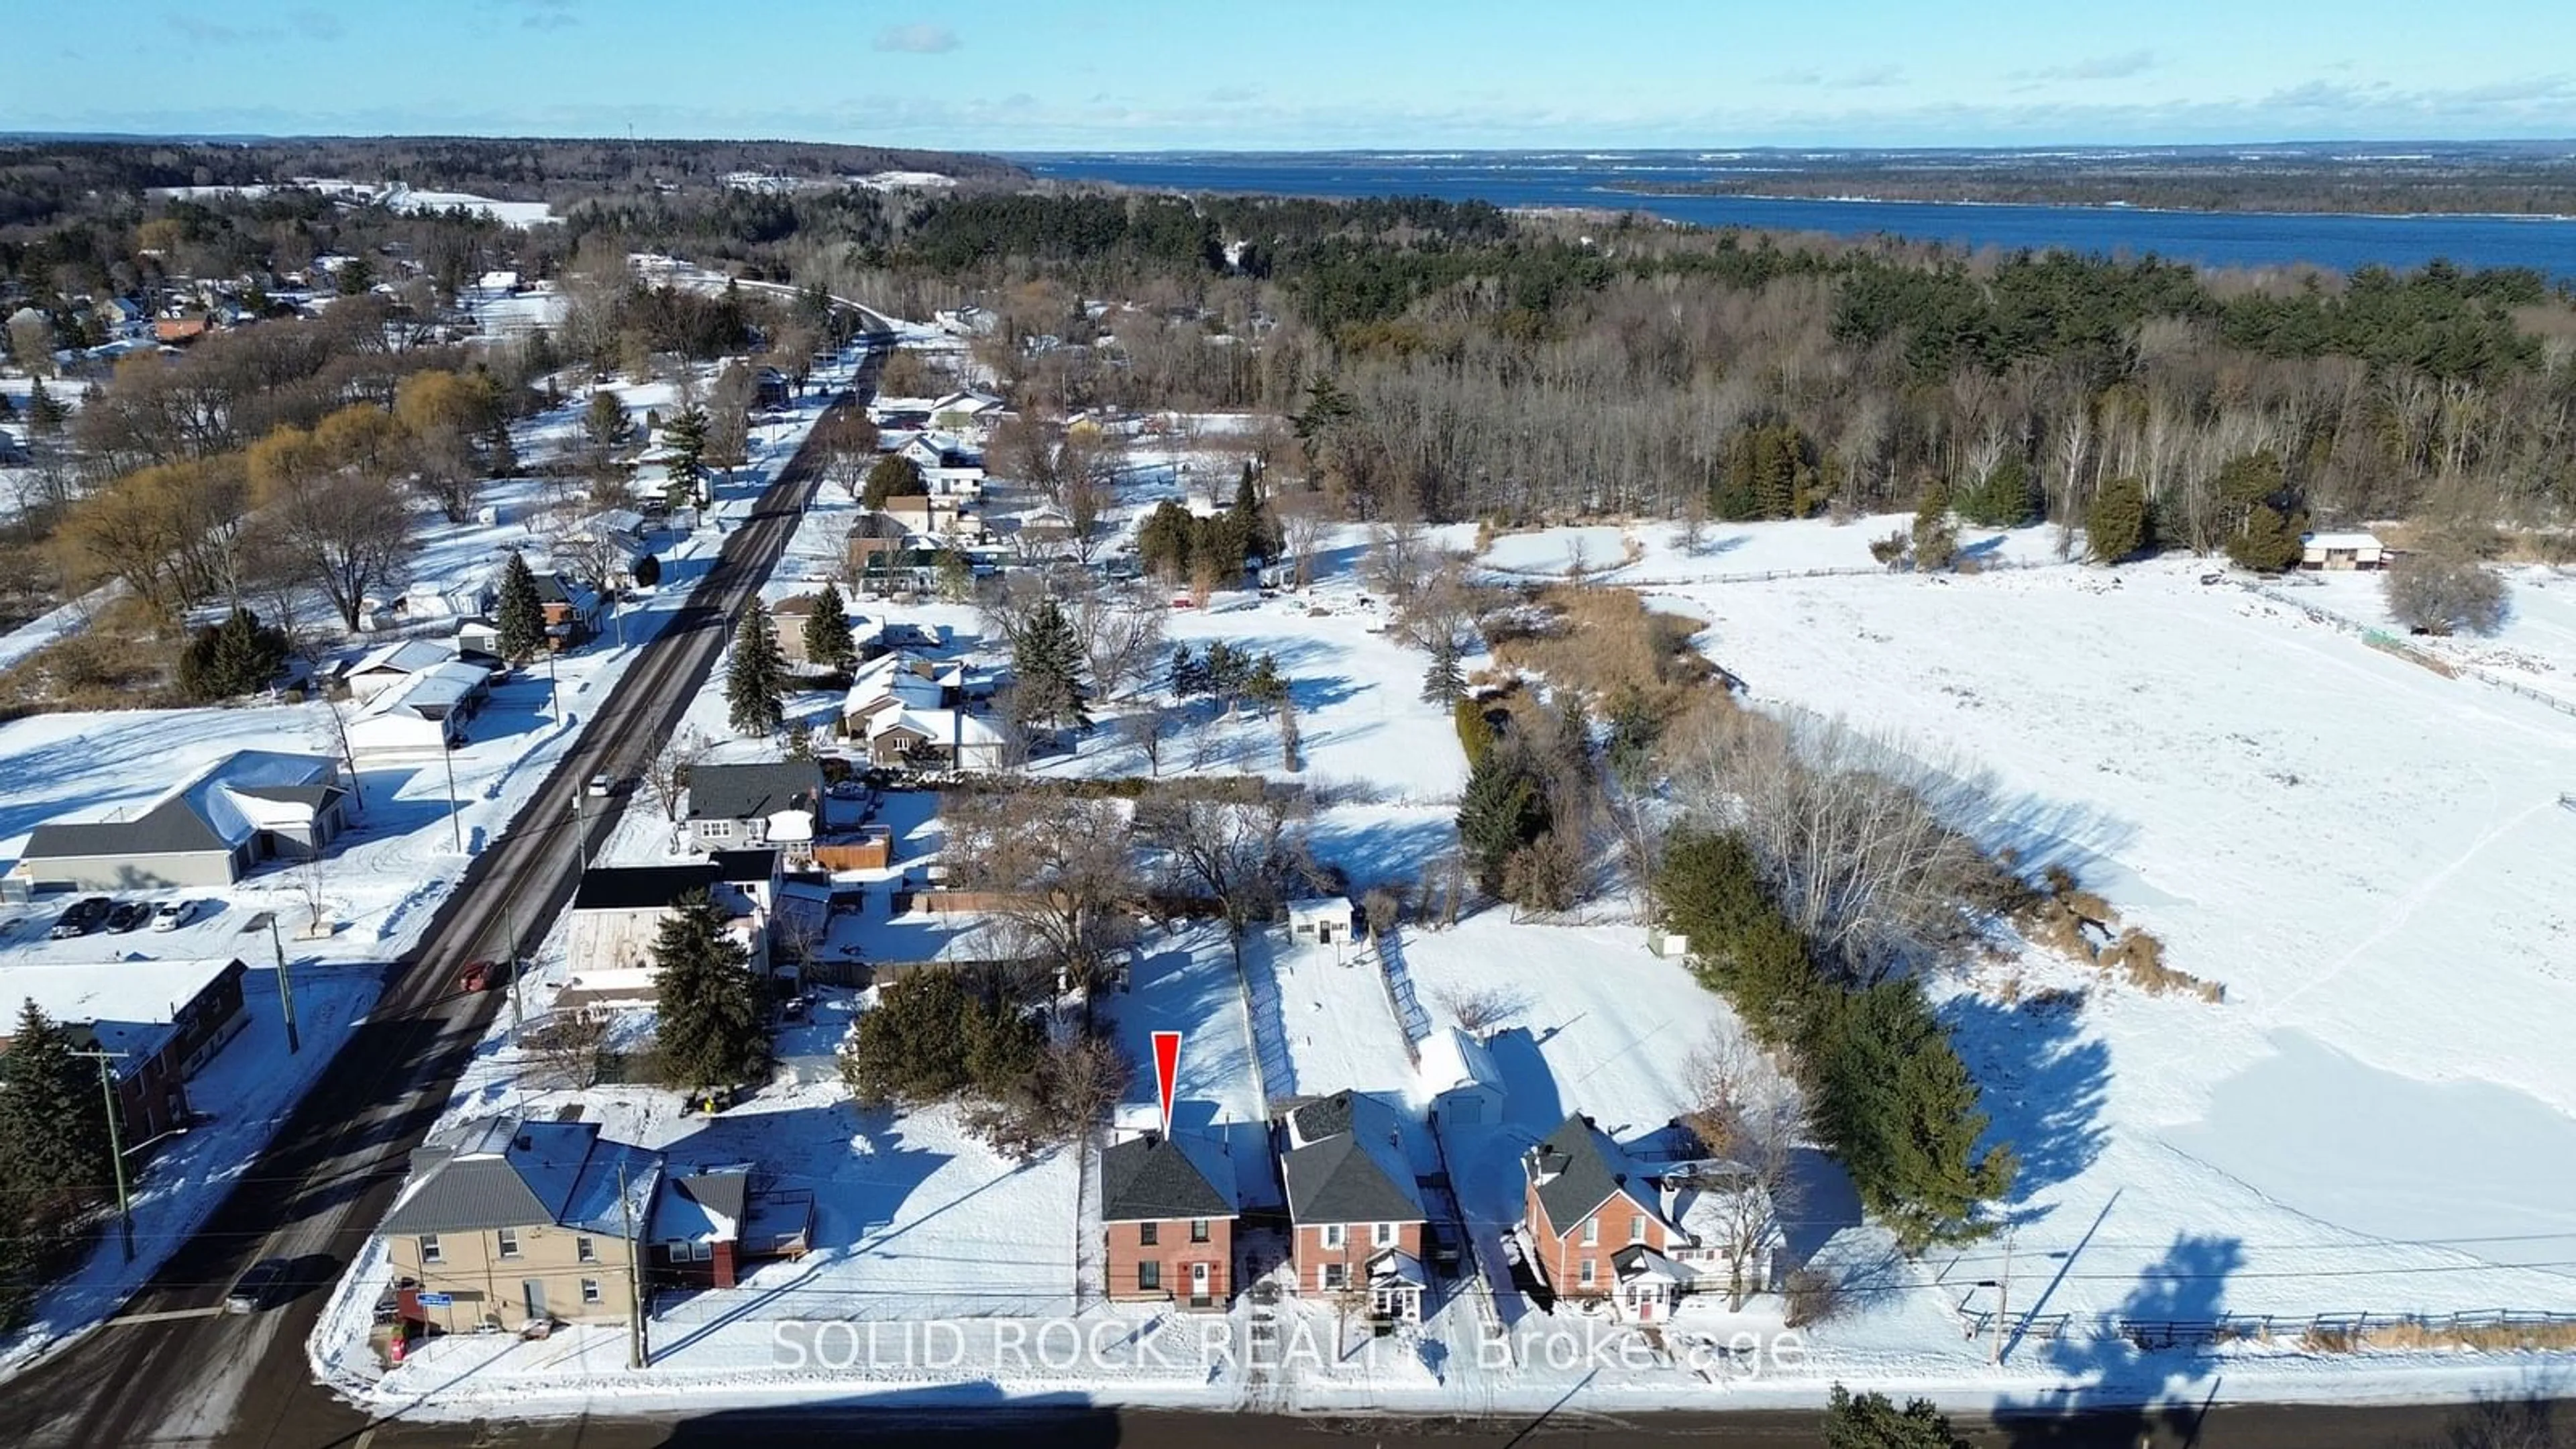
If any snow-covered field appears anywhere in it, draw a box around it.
[303,484,2576,1419]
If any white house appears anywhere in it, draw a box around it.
[2300,531,2387,571]
[345,660,491,759]
[1418,1027,1506,1128]
[341,639,462,704]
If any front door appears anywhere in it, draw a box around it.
[1191,1260,1211,1305]
[523,1279,546,1322]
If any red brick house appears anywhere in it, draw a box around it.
[0,957,250,1149]
[1521,1114,1779,1320]
[1099,1129,1238,1308]
[1278,1091,1430,1322]
[648,1165,814,1290]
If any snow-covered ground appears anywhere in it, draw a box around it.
[302,480,2576,1417]
[151,181,556,227]
[0,343,868,1377]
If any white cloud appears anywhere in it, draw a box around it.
[874,22,959,54]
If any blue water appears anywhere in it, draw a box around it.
[1016,152,2576,279]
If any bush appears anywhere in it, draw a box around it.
[1784,1269,1844,1329]
[2383,551,2509,636]
[1823,1385,1968,1448]
[1868,530,1910,569]
[2086,477,2151,563]
[1453,696,1497,766]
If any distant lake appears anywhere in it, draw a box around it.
[1016,152,2576,280]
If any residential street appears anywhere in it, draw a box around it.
[0,347,880,1449]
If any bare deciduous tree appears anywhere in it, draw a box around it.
[642,726,713,828]
[1071,582,1168,704]
[526,1008,610,1089]
[1116,706,1173,777]
[1667,706,1994,985]
[942,792,1142,1000]
[1132,796,1293,937]
[1680,1027,1805,1310]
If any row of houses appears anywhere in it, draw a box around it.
[1104,1082,1776,1325]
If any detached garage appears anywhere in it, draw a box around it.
[1419,1026,1506,1128]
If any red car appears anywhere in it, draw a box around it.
[457,959,501,993]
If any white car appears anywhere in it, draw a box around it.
[150,900,195,932]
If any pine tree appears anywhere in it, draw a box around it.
[176,606,288,701]
[651,891,769,1091]
[1167,643,1208,699]
[2228,501,2307,572]
[1910,482,1958,572]
[1419,633,1466,706]
[1244,652,1288,716]
[863,454,926,510]
[495,549,547,663]
[802,582,857,674]
[934,549,973,602]
[725,601,786,736]
[2086,477,2151,564]
[1456,753,1549,894]
[1011,596,1090,730]
[662,407,710,511]
[1823,1385,1971,1449]
[24,377,65,437]
[0,1001,111,1218]
[1807,979,2015,1249]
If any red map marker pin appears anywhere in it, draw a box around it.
[1152,1030,1181,1139]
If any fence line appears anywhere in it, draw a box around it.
[2244,580,2576,720]
[1953,1300,2576,1352]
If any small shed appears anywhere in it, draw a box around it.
[1285,896,1356,948]
[2300,531,2387,570]
[1419,1026,1506,1128]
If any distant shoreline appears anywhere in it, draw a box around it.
[1597,185,2576,225]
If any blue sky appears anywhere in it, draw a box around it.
[9,0,2573,150]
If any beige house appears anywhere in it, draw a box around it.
[381,1118,661,1334]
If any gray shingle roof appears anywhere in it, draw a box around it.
[687,762,821,822]
[1526,1114,1658,1238]
[1277,1093,1424,1226]
[1100,1132,1236,1222]
[380,1118,661,1237]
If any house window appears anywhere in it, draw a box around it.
[702,820,734,840]
[1189,1219,1210,1244]
[692,1240,713,1263]
[1138,1260,1161,1293]
[417,1234,443,1265]
[1578,1257,1597,1288]
[581,1279,602,1305]
[1373,1222,1395,1248]
[1138,1222,1159,1246]
[576,1236,598,1263]
[496,1228,521,1259]
[1322,1263,1346,1291]
[1580,1218,1599,1246]
[1630,1214,1648,1244]
[1322,1224,1344,1248]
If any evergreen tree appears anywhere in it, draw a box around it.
[2228,500,2307,572]
[1453,697,1497,767]
[0,1001,111,1218]
[934,549,973,602]
[2086,477,2151,563]
[1604,686,1661,790]
[24,377,65,437]
[581,389,633,467]
[725,600,786,736]
[1456,753,1550,894]
[1823,1385,1971,1449]
[494,549,548,663]
[650,891,769,1090]
[1244,652,1288,715]
[1957,458,2041,527]
[1909,482,1959,572]
[863,454,927,510]
[802,582,857,674]
[1011,596,1090,729]
[1419,633,1466,706]
[176,606,289,702]
[1136,500,1196,582]
[662,407,710,511]
[1167,643,1207,698]
[1807,979,2016,1249]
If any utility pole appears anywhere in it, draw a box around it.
[70,1051,134,1263]
[545,639,562,726]
[439,733,464,854]
[502,898,525,1036]
[264,911,301,1054]
[619,1157,647,1369]
[1990,1229,2017,1366]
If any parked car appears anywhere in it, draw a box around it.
[456,959,502,994]
[49,897,112,939]
[224,1257,289,1314]
[150,900,196,932]
[586,772,614,798]
[106,900,151,933]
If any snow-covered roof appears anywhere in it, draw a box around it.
[0,957,246,1067]
[346,638,455,678]
[1418,1026,1503,1098]
[2302,531,2385,550]
[870,708,1004,749]
[362,660,490,720]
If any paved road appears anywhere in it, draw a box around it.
[0,350,879,1449]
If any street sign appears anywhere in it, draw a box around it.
[415,1291,453,1307]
